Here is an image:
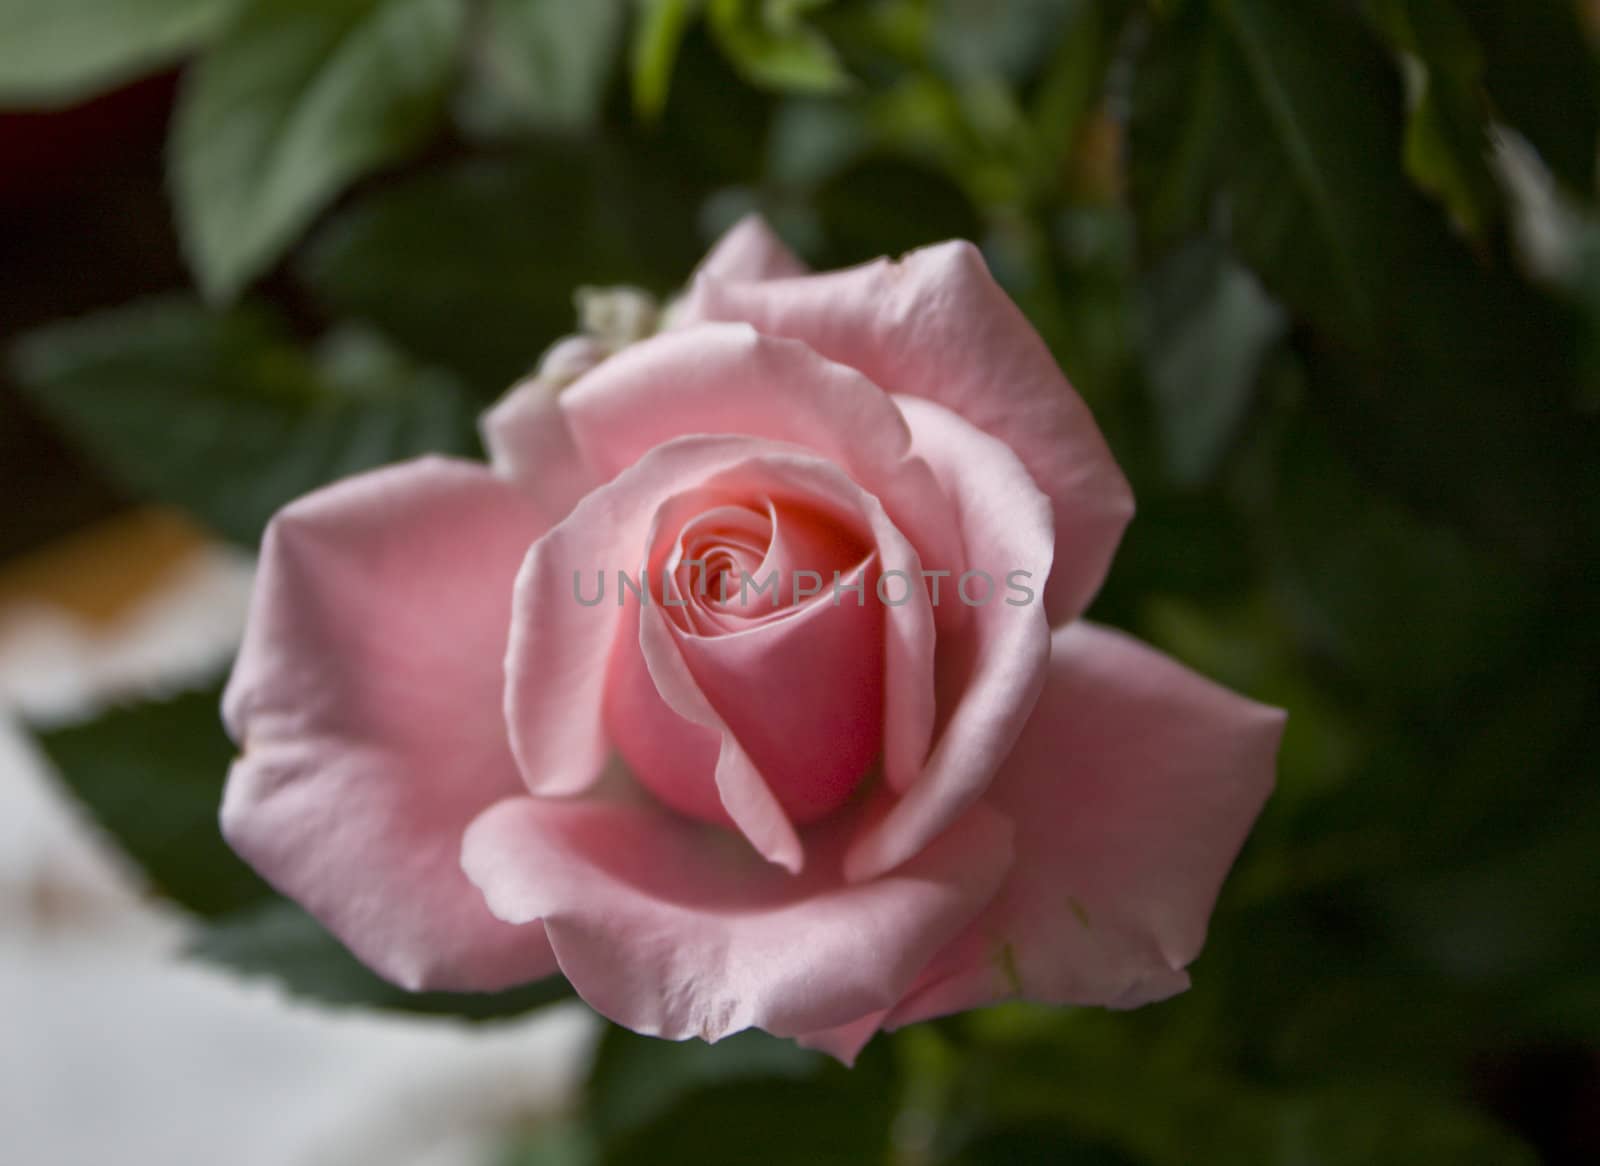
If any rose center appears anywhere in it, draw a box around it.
[606,492,885,832]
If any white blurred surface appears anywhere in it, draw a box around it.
[0,534,597,1166]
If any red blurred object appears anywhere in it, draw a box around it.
[0,72,178,211]
[0,71,185,561]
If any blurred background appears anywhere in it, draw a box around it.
[2,1,1598,1163]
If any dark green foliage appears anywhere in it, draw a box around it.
[30,685,270,918]
[10,299,480,547]
[298,147,705,393]
[191,899,575,1019]
[588,1027,897,1165]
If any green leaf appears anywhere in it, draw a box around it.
[1138,236,1285,486]
[590,1028,897,1164]
[498,1119,601,1166]
[299,151,704,393]
[1455,0,1600,194]
[1126,3,1231,251]
[1045,205,1139,403]
[1367,0,1499,235]
[1264,407,1531,709]
[707,0,850,95]
[0,0,239,109]
[601,1081,894,1165]
[1402,69,1498,235]
[1132,0,1594,563]
[1131,0,1409,343]
[631,0,702,118]
[191,898,576,1019]
[1028,0,1134,193]
[1382,779,1600,992]
[943,1024,1539,1166]
[1299,296,1586,575]
[1366,0,1478,63]
[766,97,872,186]
[1257,1088,1539,1166]
[9,298,479,547]
[29,684,272,918]
[930,0,1077,84]
[458,0,625,135]
[647,21,777,185]
[940,1123,1146,1166]
[587,1025,823,1142]
[171,0,465,300]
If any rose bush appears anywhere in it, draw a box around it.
[220,217,1284,1061]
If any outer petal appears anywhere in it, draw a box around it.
[693,239,1134,623]
[488,213,806,511]
[794,1010,889,1066]
[480,352,601,524]
[556,322,964,592]
[673,213,808,325]
[885,622,1284,1028]
[844,397,1054,883]
[694,213,809,285]
[460,789,1013,1043]
[221,458,558,991]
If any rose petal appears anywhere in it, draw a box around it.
[664,502,776,636]
[602,592,725,821]
[665,497,866,633]
[637,599,806,873]
[794,1010,888,1066]
[460,789,1014,1042]
[844,397,1054,883]
[510,441,938,850]
[557,322,964,590]
[481,365,599,525]
[693,237,1134,623]
[487,212,806,511]
[221,458,558,991]
[507,436,768,801]
[613,452,932,870]
[884,622,1284,1028]
[694,213,809,285]
[672,556,884,827]
[673,214,808,325]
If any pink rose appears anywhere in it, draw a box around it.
[221,217,1284,1061]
